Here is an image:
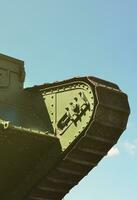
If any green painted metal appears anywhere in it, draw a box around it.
[0,54,130,200]
[42,81,94,150]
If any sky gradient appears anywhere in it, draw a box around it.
[0,0,136,199]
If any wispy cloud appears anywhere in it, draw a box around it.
[106,140,137,158]
[107,147,120,157]
[123,141,137,155]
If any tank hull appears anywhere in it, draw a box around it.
[18,77,129,200]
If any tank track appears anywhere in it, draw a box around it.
[26,77,130,200]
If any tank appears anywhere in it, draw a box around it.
[0,54,130,200]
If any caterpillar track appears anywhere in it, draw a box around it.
[0,54,130,200]
[25,76,130,200]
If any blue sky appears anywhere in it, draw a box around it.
[0,0,137,199]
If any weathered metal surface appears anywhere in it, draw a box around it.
[0,54,130,200]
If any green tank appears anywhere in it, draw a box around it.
[0,54,130,200]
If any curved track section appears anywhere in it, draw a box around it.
[27,77,130,200]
